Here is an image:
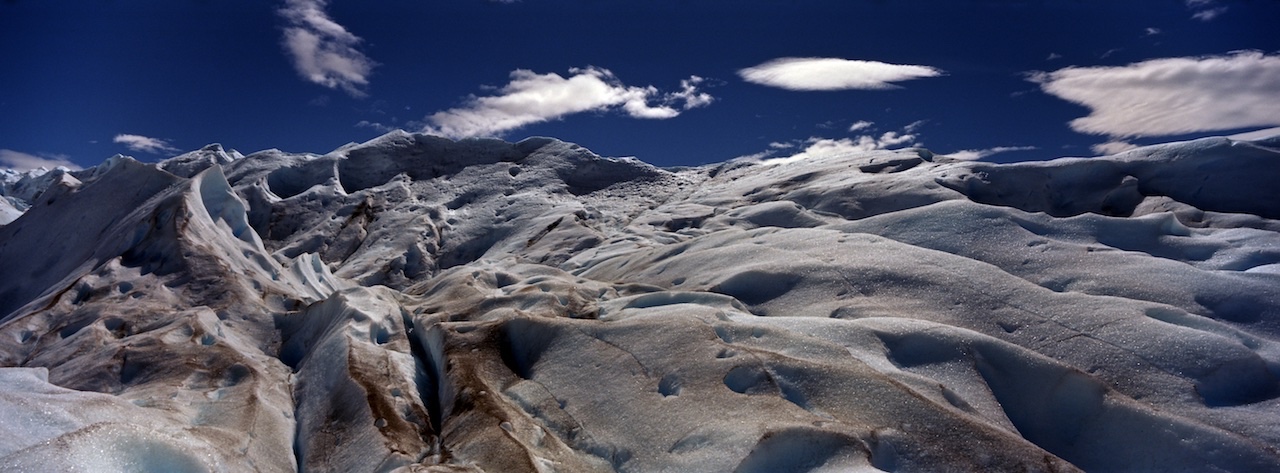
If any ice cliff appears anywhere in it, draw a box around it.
[1,130,1279,472]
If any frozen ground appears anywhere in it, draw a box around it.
[1,130,1278,472]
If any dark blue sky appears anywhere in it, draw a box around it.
[2,0,1278,169]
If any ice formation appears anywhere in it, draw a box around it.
[1,130,1278,472]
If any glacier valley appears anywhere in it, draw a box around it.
[1,131,1279,472]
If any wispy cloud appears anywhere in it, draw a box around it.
[1227,127,1280,141]
[848,120,874,132]
[421,67,713,139]
[1090,141,1140,155]
[1191,7,1227,21]
[1144,27,1162,36]
[945,146,1037,161]
[738,57,943,91]
[355,120,398,133]
[1187,0,1227,21]
[279,0,375,96]
[0,149,81,171]
[1030,51,1280,138]
[113,134,180,154]
[1046,53,1063,61]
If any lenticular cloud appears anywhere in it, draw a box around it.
[738,57,943,91]
[1032,51,1280,138]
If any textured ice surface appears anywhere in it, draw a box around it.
[1,131,1278,472]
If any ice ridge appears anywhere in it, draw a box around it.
[1,130,1279,472]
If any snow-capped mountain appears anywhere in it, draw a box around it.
[1,130,1278,472]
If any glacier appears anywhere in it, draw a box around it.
[0,131,1278,472]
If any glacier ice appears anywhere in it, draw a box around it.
[1,131,1279,472]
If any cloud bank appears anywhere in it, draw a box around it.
[422,67,713,139]
[0,150,81,171]
[113,134,180,154]
[279,0,375,96]
[1031,51,1280,138]
[738,57,943,91]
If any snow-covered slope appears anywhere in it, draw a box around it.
[1,131,1278,472]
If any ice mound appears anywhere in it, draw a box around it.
[1,130,1278,472]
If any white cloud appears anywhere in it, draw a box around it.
[944,150,982,161]
[1186,0,1227,21]
[355,120,398,133]
[1031,51,1280,138]
[733,150,776,162]
[0,149,82,171]
[1228,126,1280,141]
[945,146,1037,161]
[848,120,874,132]
[762,132,920,166]
[861,131,916,149]
[1145,27,1162,36]
[1091,141,1140,155]
[421,67,714,139]
[738,57,943,91]
[742,120,925,165]
[672,76,715,109]
[1047,53,1063,61]
[279,0,375,97]
[113,134,180,154]
[1191,7,1227,21]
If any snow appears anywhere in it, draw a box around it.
[157,143,242,179]
[0,167,81,225]
[1,131,1279,471]
[0,198,22,226]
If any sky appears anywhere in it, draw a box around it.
[2,0,1279,171]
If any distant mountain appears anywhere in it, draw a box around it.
[1,130,1278,472]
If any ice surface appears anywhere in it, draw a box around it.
[1,131,1278,472]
